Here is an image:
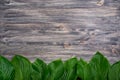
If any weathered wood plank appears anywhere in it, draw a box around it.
[0,0,120,63]
[10,0,120,8]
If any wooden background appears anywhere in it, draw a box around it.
[0,0,120,63]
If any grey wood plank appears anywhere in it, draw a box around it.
[0,0,120,63]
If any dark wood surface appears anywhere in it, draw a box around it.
[0,0,120,63]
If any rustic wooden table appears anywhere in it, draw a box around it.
[0,0,120,63]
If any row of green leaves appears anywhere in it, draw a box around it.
[0,52,120,80]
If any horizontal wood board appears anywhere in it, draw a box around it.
[0,0,120,63]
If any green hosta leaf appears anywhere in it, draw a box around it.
[11,55,32,80]
[84,64,92,80]
[0,55,15,80]
[84,51,110,80]
[31,69,43,80]
[31,58,49,80]
[77,58,87,80]
[108,61,120,80]
[60,57,78,80]
[48,59,64,80]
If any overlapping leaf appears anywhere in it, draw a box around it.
[48,59,64,80]
[77,58,87,80]
[11,55,32,80]
[0,56,14,80]
[31,59,49,80]
[84,52,110,80]
[60,57,78,80]
[108,61,120,80]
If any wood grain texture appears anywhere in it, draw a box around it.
[0,0,120,63]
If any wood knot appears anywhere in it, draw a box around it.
[63,42,71,49]
[57,24,68,31]
[112,48,119,54]
[96,0,104,6]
